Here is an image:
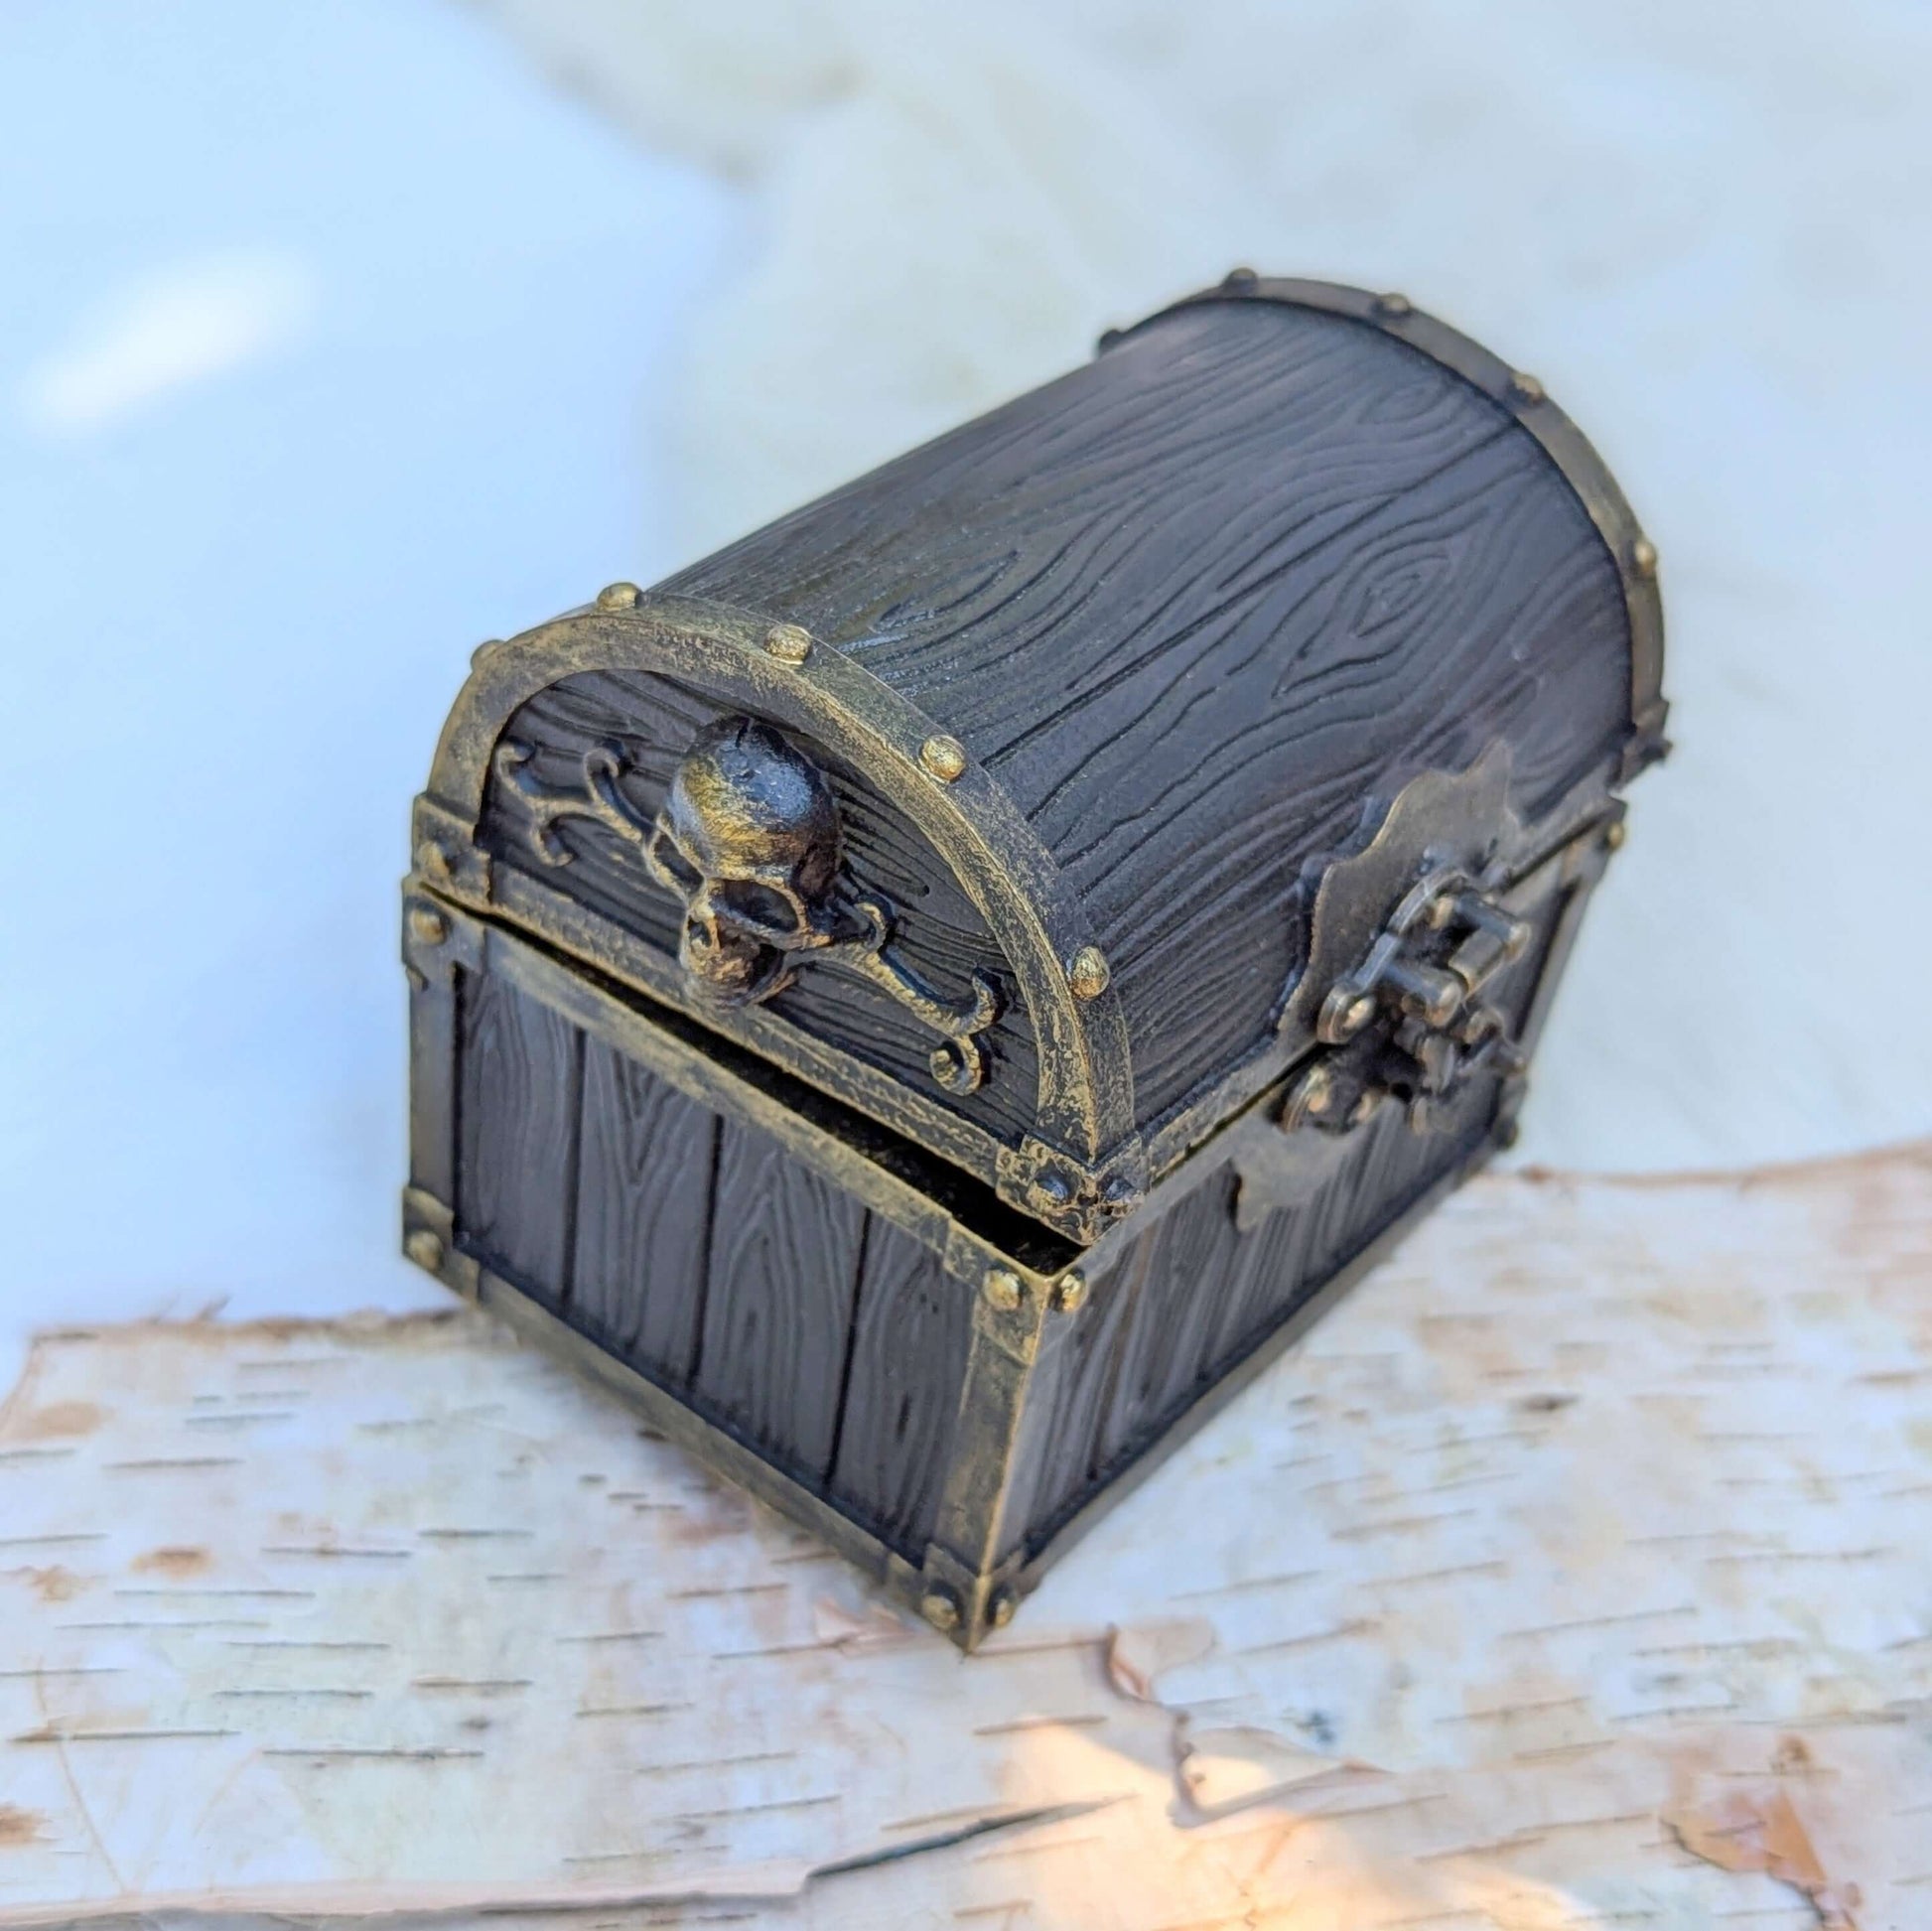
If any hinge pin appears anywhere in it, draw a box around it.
[982,1269,1024,1312]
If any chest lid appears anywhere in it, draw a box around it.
[414,277,1664,1243]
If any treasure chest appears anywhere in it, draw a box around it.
[402,273,1666,1648]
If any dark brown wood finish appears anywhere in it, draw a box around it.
[456,967,583,1300]
[828,1217,974,1560]
[659,299,1631,1137]
[1006,905,1567,1554]
[482,668,1039,1146]
[570,1040,718,1386]
[694,1116,871,1478]
[413,276,1661,1648]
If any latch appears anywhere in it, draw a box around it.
[1284,865,1530,1136]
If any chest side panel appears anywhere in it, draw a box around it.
[1003,858,1572,1561]
[444,951,978,1563]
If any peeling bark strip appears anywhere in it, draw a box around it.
[1665,1783,1863,1929]
[1,1145,1928,1922]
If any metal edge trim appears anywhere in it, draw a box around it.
[465,1263,946,1627]
[1013,1146,1490,1597]
[1123,275,1669,776]
[449,897,1076,1288]
[483,859,1001,1191]
[1134,767,1620,1183]
[425,594,1141,1179]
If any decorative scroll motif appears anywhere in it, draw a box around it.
[493,717,1003,1095]
[1283,865,1529,1137]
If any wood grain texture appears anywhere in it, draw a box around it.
[569,1038,717,1387]
[1018,1081,1500,1554]
[455,965,582,1298]
[657,299,1633,1136]
[1088,1168,1247,1472]
[483,667,1039,1146]
[695,1115,870,1478]
[1014,898,1570,1548]
[827,1215,973,1559]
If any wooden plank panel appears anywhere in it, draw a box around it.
[1088,1169,1247,1477]
[456,966,582,1300]
[695,1118,869,1478]
[1005,1242,1146,1547]
[828,1217,972,1558]
[569,1038,717,1387]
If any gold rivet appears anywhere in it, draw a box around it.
[1604,819,1628,851]
[919,1588,960,1632]
[1510,371,1545,406]
[416,840,455,883]
[983,1268,1023,1312]
[988,1588,1018,1629]
[1067,945,1111,1001]
[1052,1271,1088,1313]
[405,1228,444,1272]
[1333,991,1377,1039]
[596,581,640,611]
[919,735,968,782]
[408,904,448,946]
[1373,292,1412,318]
[1299,1066,1335,1116]
[763,621,813,665]
[1631,537,1659,580]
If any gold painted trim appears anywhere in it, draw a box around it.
[440,896,1077,1285]
[425,592,1144,1226]
[1134,276,1669,777]
[472,1265,937,1617]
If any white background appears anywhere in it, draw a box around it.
[5,0,1931,1390]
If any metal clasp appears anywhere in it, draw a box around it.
[1286,865,1530,1135]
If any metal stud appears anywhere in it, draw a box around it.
[763,622,813,665]
[596,582,641,611]
[919,1588,961,1632]
[1222,266,1259,291]
[1372,292,1412,319]
[919,735,968,782]
[1067,945,1111,1001]
[1604,819,1628,852]
[1631,537,1659,580]
[1052,1271,1088,1313]
[982,1268,1024,1313]
[416,839,455,884]
[407,904,448,946]
[987,1587,1019,1629]
[1297,1065,1335,1118]
[405,1228,445,1272]
[1509,371,1546,406]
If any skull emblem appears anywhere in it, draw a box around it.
[641,716,844,1005]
